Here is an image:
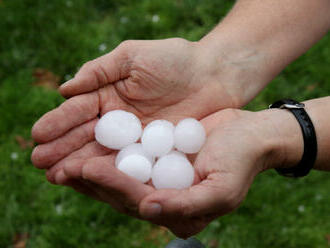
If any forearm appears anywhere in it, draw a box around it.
[261,96,330,172]
[199,0,330,105]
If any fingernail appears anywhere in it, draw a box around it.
[144,203,162,218]
[55,170,66,184]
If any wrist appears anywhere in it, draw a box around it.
[256,108,304,172]
[195,33,274,108]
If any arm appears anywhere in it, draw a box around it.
[31,0,330,237]
[264,96,330,172]
[139,96,330,238]
[199,0,330,105]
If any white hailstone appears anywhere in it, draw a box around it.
[142,120,174,157]
[95,110,142,150]
[174,118,206,154]
[115,143,155,167]
[167,150,187,159]
[117,154,152,183]
[151,152,194,189]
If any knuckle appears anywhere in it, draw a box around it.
[31,120,48,143]
[221,108,242,120]
[81,161,94,180]
[45,170,56,184]
[63,163,75,178]
[81,160,110,183]
[119,40,135,50]
[62,96,85,116]
[31,123,40,141]
[31,147,41,167]
[81,61,94,71]
[31,146,46,168]
[62,159,82,179]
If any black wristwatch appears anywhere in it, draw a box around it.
[269,99,317,177]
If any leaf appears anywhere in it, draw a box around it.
[15,135,34,150]
[146,225,171,244]
[325,234,330,245]
[306,83,318,92]
[33,68,60,90]
[13,233,29,248]
[208,239,219,248]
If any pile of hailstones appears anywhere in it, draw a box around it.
[94,110,206,190]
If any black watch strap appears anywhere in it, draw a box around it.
[269,99,317,177]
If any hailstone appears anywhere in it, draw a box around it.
[115,143,155,167]
[151,152,195,189]
[142,120,174,157]
[117,154,152,183]
[174,118,206,154]
[95,110,142,150]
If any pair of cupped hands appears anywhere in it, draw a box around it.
[31,38,280,238]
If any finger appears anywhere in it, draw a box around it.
[59,157,142,217]
[81,180,141,218]
[59,41,133,98]
[31,91,99,143]
[80,155,155,208]
[50,171,104,202]
[139,173,240,220]
[46,141,111,184]
[48,159,82,185]
[66,179,103,202]
[32,119,98,169]
[50,168,128,212]
[47,166,104,204]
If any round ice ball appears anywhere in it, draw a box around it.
[151,152,195,189]
[174,118,206,154]
[167,150,187,159]
[117,154,152,183]
[142,120,174,157]
[115,143,155,167]
[95,110,142,150]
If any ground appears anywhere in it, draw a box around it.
[1,0,330,247]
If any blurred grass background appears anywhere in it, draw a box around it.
[0,0,329,247]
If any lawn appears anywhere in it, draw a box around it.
[1,0,330,247]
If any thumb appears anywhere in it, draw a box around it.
[60,40,134,98]
[139,174,240,220]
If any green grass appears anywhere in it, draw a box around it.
[1,0,329,247]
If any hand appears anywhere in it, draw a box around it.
[137,107,303,238]
[31,40,255,194]
[31,38,268,220]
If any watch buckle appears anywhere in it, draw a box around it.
[279,103,305,109]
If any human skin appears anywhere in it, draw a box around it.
[138,96,330,237]
[200,0,330,103]
[31,0,330,238]
[34,95,330,238]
